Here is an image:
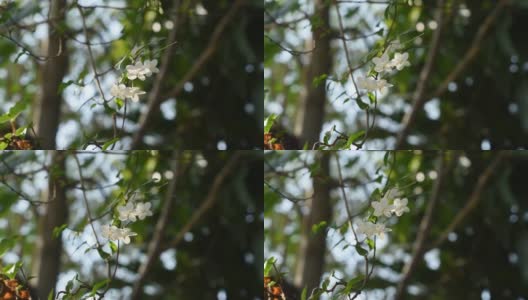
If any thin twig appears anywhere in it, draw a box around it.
[130,151,190,300]
[76,4,107,102]
[394,0,447,149]
[130,0,244,148]
[394,151,447,300]
[428,151,509,250]
[167,152,244,249]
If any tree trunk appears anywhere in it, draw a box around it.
[34,151,68,300]
[34,0,68,149]
[294,153,332,296]
[294,0,332,147]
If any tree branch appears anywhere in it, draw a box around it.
[130,151,190,300]
[167,152,243,250]
[394,151,447,300]
[394,0,446,149]
[130,0,244,148]
[395,0,510,148]
[428,151,509,250]
[428,0,510,100]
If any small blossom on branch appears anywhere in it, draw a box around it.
[373,53,392,73]
[126,59,159,81]
[101,224,137,244]
[356,219,391,239]
[389,52,411,71]
[372,198,393,217]
[392,198,410,216]
[357,76,393,94]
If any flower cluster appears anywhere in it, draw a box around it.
[355,188,410,239]
[126,60,159,81]
[110,58,159,102]
[356,40,410,95]
[101,224,137,244]
[117,201,153,222]
[101,201,153,244]
[110,84,145,102]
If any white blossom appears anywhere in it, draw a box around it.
[117,202,136,222]
[134,202,153,220]
[101,224,137,244]
[389,52,411,70]
[127,87,146,102]
[372,53,392,73]
[356,219,391,239]
[126,61,148,81]
[143,59,159,76]
[126,60,159,81]
[110,83,129,99]
[372,198,393,217]
[117,227,137,244]
[357,76,393,94]
[373,223,391,239]
[110,83,146,102]
[101,224,120,241]
[392,198,410,216]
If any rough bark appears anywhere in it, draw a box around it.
[34,0,68,149]
[294,153,332,295]
[34,151,68,300]
[294,0,332,147]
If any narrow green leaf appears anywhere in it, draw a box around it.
[0,96,31,123]
[355,244,368,257]
[355,97,369,110]
[102,137,120,150]
[90,279,110,296]
[264,114,277,134]
[344,130,365,149]
[264,257,276,276]
[53,224,68,239]
[0,238,16,257]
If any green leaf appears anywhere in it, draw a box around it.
[264,114,277,134]
[344,275,365,293]
[58,80,75,94]
[321,277,330,290]
[355,244,368,257]
[89,279,110,296]
[344,130,365,149]
[323,130,331,144]
[97,248,111,260]
[355,97,369,110]
[115,98,124,109]
[366,238,376,250]
[368,92,376,104]
[301,287,307,300]
[0,237,17,257]
[311,221,327,234]
[264,257,276,276]
[109,241,118,254]
[312,74,328,87]
[53,224,68,239]
[3,261,23,279]
[48,289,55,300]
[339,222,349,235]
[0,96,31,123]
[102,137,120,150]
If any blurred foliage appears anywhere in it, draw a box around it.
[264,150,528,299]
[264,0,528,149]
[0,0,262,149]
[0,150,262,299]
